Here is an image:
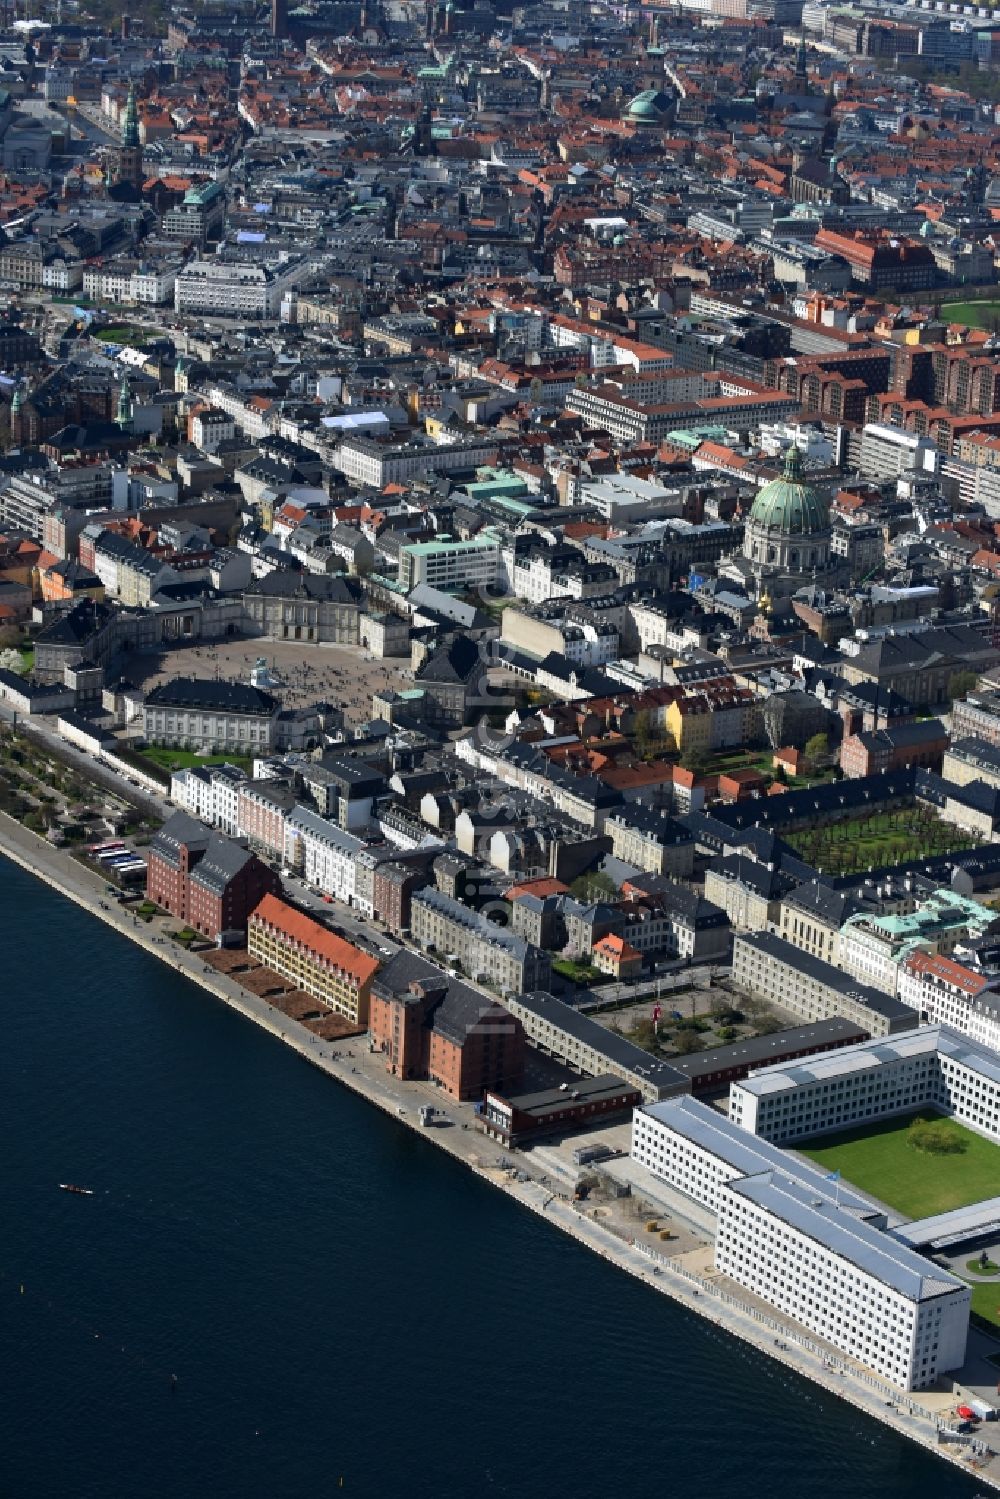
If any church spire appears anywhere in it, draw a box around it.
[122,83,139,148]
[116,373,132,429]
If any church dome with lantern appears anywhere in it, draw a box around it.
[743,445,831,577]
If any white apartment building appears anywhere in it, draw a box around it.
[633,1096,970,1391]
[207,384,274,443]
[503,548,572,605]
[899,951,1000,1053]
[283,804,363,904]
[83,263,179,307]
[838,890,999,998]
[169,764,248,837]
[174,258,306,318]
[331,437,496,489]
[729,1025,1000,1149]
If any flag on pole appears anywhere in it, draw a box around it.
[824,1170,840,1182]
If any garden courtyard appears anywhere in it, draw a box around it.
[785,805,979,876]
[798,1110,1000,1220]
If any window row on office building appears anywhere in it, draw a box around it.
[631,1096,969,1391]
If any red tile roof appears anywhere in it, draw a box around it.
[250,894,379,985]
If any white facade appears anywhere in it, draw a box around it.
[174,258,305,318]
[82,264,178,306]
[731,932,914,1037]
[633,1095,969,1391]
[332,438,496,489]
[169,764,247,836]
[717,1173,968,1391]
[899,953,1000,1054]
[730,1025,1000,1149]
[283,805,363,904]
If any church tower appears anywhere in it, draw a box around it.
[113,84,143,194]
[9,384,23,446]
[116,374,133,431]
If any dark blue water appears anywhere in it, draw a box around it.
[0,856,987,1499]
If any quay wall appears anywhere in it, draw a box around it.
[1,809,998,1492]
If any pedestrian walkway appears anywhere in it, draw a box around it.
[2,807,999,1492]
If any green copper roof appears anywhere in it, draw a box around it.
[748,445,828,537]
[122,83,139,149]
[625,88,670,120]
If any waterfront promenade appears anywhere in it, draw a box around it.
[3,809,1000,1491]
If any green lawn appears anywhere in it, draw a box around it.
[798,1110,1000,1219]
[138,746,254,774]
[93,324,152,348]
[19,646,33,675]
[786,806,977,876]
[940,299,1000,331]
[968,1281,1000,1331]
[552,957,602,985]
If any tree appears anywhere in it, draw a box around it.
[671,1029,703,1056]
[0,647,22,673]
[570,870,617,903]
[679,745,710,776]
[803,732,828,772]
[949,670,979,703]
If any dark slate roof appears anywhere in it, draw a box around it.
[145,677,279,715]
[369,948,508,1043]
[736,932,917,1024]
[416,634,482,686]
[150,809,210,867]
[35,598,115,647]
[245,571,364,604]
[671,1018,868,1084]
[848,624,1000,676]
[607,803,694,844]
[706,853,796,902]
[430,982,511,1046]
[836,681,915,717]
[855,719,947,753]
[781,880,875,927]
[709,769,918,832]
[190,832,255,894]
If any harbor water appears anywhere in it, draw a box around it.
[0,856,985,1499]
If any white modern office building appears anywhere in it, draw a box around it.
[716,1169,968,1391]
[632,1096,970,1390]
[729,1026,1000,1148]
[283,804,364,905]
[398,532,501,593]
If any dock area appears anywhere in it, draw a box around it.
[2,806,999,1492]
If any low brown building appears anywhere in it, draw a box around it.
[481,1074,642,1147]
[369,951,525,1102]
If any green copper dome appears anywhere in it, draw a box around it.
[748,445,828,536]
[625,89,670,121]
